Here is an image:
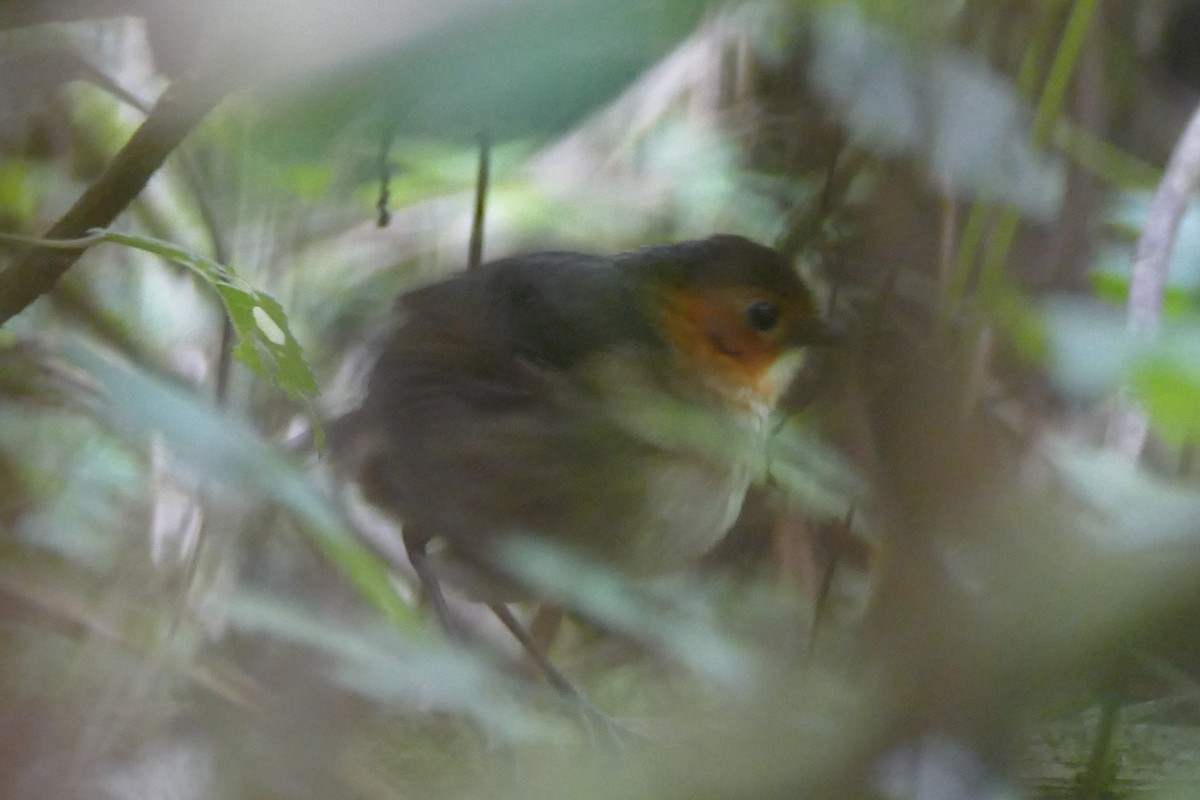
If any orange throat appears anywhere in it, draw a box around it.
[657,291,804,414]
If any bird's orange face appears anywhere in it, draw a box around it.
[655,280,824,411]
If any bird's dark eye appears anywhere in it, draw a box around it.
[745,300,779,332]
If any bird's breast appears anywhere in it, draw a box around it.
[575,347,770,573]
[625,451,755,573]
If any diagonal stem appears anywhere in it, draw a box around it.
[0,72,228,325]
[1106,100,1200,459]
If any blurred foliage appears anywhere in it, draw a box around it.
[5,1,1200,799]
[92,230,322,433]
[246,0,710,156]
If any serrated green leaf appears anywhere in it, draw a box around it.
[89,228,323,445]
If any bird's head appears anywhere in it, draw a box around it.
[628,235,836,411]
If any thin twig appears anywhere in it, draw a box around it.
[376,123,397,228]
[976,0,1098,298]
[468,127,491,269]
[808,506,855,656]
[775,147,863,262]
[173,147,237,403]
[1105,100,1200,459]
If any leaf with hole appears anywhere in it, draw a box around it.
[92,229,323,446]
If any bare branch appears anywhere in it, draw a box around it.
[0,73,228,325]
[1105,100,1200,459]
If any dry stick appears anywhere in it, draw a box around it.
[1105,101,1200,460]
[463,130,595,716]
[462,126,590,709]
[0,73,228,325]
[807,506,855,656]
[376,123,397,228]
[936,193,959,311]
[467,128,491,270]
[775,147,864,262]
[1078,668,1124,800]
[173,147,238,403]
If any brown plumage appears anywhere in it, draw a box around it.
[336,234,832,608]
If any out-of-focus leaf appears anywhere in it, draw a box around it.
[809,4,1064,219]
[1052,121,1161,192]
[282,163,335,200]
[495,537,758,689]
[991,279,1049,362]
[64,81,136,171]
[835,0,968,34]
[1090,271,1194,317]
[1040,297,1136,399]
[224,590,557,741]
[1,409,142,566]
[61,342,414,627]
[640,122,785,242]
[767,418,868,517]
[1132,342,1200,447]
[91,229,323,445]
[350,137,537,209]
[1043,298,1200,444]
[1054,443,1200,550]
[250,0,708,156]
[0,161,36,225]
[1093,195,1200,303]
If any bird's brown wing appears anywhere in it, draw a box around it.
[363,367,648,557]
[341,263,656,570]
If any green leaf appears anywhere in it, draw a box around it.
[767,418,868,516]
[247,0,708,156]
[1040,298,1136,399]
[62,342,413,627]
[1089,269,1194,316]
[1096,195,1200,299]
[1089,270,1128,305]
[0,161,37,226]
[809,3,1064,219]
[224,590,555,740]
[1052,120,1161,192]
[1133,356,1200,447]
[494,536,757,688]
[1056,444,1200,549]
[1043,300,1200,446]
[90,229,323,447]
[282,163,335,199]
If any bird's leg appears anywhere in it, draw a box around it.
[403,533,464,641]
[404,534,625,743]
[488,602,578,697]
[488,601,627,745]
[807,508,853,654]
[530,603,565,653]
[404,533,572,693]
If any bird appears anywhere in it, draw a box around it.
[334,234,834,669]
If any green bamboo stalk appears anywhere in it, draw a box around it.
[945,2,1061,314]
[976,0,1098,298]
